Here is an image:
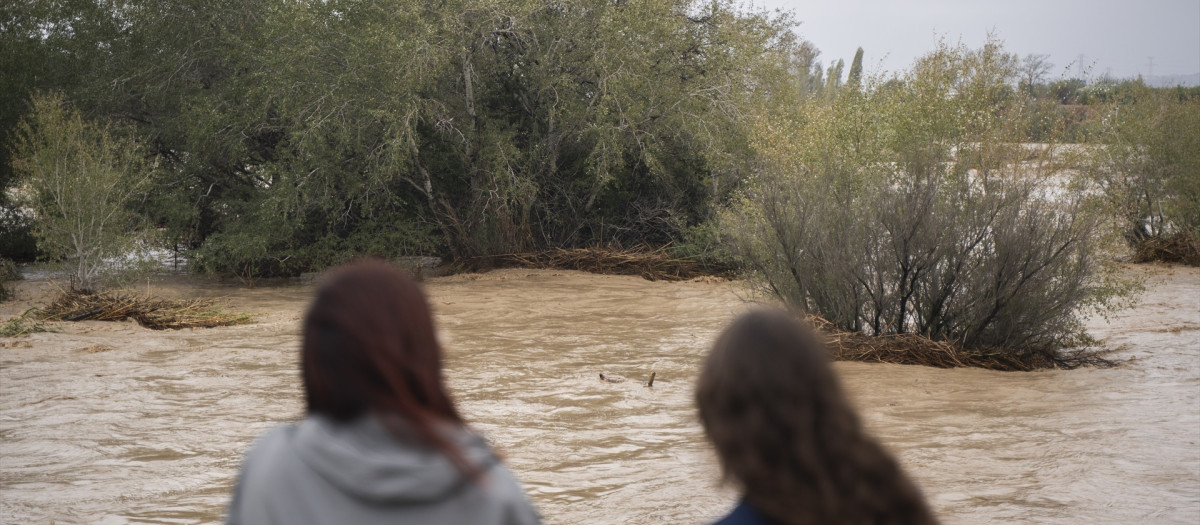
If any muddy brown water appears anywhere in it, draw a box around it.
[1,266,1197,524]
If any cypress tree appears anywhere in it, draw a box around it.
[848,47,864,90]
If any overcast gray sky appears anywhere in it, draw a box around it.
[752,0,1200,80]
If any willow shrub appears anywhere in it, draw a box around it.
[6,0,799,276]
[12,93,158,292]
[723,40,1133,357]
[1085,86,1200,264]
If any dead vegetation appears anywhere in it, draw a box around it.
[809,316,1115,371]
[1132,232,1200,266]
[38,290,253,330]
[471,246,734,281]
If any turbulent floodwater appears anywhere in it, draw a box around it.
[1,265,1197,524]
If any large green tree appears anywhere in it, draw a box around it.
[1,0,804,276]
[0,1,127,259]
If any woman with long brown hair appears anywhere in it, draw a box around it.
[227,259,539,525]
[696,310,939,525]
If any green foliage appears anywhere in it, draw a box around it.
[0,209,37,261]
[0,257,19,282]
[7,0,1189,289]
[1047,78,1086,105]
[2,2,128,262]
[11,93,156,292]
[1086,85,1200,252]
[0,311,48,336]
[0,257,13,302]
[0,0,801,277]
[670,219,738,273]
[847,47,864,91]
[0,0,126,201]
[723,40,1130,355]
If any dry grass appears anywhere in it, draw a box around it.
[476,246,733,281]
[809,316,1114,371]
[39,290,253,330]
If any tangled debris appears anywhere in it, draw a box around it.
[1132,232,1200,266]
[40,290,253,330]
[478,246,733,281]
[809,316,1114,371]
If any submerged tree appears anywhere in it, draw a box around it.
[722,40,1131,359]
[11,93,154,292]
[1087,86,1200,264]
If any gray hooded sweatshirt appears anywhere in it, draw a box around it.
[226,415,541,525]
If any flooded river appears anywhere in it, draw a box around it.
[1,265,1197,524]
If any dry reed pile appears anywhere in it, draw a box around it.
[1132,232,1200,266]
[40,290,252,330]
[487,246,731,281]
[809,316,1112,371]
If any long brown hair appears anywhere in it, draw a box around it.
[302,259,472,474]
[696,310,938,525]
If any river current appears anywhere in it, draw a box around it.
[1,265,1197,524]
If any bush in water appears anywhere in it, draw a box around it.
[11,93,157,292]
[722,39,1134,358]
[1085,86,1200,265]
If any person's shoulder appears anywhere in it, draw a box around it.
[713,500,776,525]
[482,461,532,503]
[241,422,299,465]
[253,422,297,446]
[471,451,540,524]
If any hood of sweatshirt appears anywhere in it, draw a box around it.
[289,414,499,504]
